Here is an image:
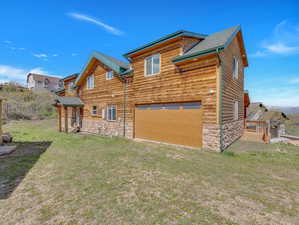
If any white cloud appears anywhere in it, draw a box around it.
[52,54,59,57]
[265,42,299,55]
[67,12,123,36]
[0,65,53,84]
[250,20,299,57]
[3,40,12,44]
[0,79,10,84]
[71,53,78,56]
[289,78,299,84]
[18,47,25,50]
[33,53,48,58]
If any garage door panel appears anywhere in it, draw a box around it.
[135,103,202,147]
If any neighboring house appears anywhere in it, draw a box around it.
[246,102,268,121]
[55,73,79,97]
[27,73,62,92]
[54,25,248,151]
[244,102,289,141]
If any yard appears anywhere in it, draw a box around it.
[1,120,299,225]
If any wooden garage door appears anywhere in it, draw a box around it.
[135,102,203,148]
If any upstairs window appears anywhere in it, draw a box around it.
[233,56,239,79]
[86,75,94,89]
[106,71,114,80]
[44,78,50,88]
[107,105,116,121]
[234,100,239,120]
[145,54,160,76]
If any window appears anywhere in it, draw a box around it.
[86,75,94,89]
[234,101,239,120]
[106,71,114,80]
[107,105,116,121]
[91,105,97,116]
[137,104,150,110]
[233,56,239,79]
[164,103,180,110]
[68,81,74,90]
[182,102,201,109]
[44,79,49,88]
[145,54,160,76]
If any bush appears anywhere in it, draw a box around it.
[1,83,57,120]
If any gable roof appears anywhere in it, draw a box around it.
[260,111,289,122]
[54,96,84,107]
[172,25,247,65]
[27,73,61,83]
[75,51,130,86]
[62,73,79,81]
[123,30,207,58]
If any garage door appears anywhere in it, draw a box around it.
[134,102,203,148]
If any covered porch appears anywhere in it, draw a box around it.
[53,97,84,133]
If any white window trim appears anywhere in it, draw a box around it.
[106,105,117,121]
[144,53,161,76]
[86,74,94,89]
[106,71,114,80]
[233,56,239,79]
[234,100,239,121]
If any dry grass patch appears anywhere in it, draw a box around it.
[0,120,299,225]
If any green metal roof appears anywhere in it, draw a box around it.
[75,51,130,86]
[172,25,241,63]
[123,30,207,58]
[54,96,84,107]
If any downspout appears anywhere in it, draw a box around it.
[123,77,127,137]
[216,48,224,152]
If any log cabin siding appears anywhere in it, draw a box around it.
[78,61,133,123]
[219,36,244,123]
[130,39,218,125]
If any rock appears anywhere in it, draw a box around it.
[2,135,13,143]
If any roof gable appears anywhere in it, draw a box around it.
[123,30,207,59]
[172,25,248,66]
[75,51,130,86]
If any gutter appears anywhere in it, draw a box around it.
[172,46,224,64]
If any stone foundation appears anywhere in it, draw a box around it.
[221,120,244,149]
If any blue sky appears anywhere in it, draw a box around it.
[0,0,298,106]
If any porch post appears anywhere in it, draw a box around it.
[64,106,68,133]
[58,106,62,132]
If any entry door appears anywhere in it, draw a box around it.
[134,102,203,148]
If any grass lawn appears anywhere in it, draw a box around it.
[1,120,299,225]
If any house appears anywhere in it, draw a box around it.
[27,73,63,92]
[243,90,250,119]
[55,73,79,97]
[243,102,289,142]
[54,25,248,151]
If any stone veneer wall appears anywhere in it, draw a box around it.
[221,120,244,149]
[81,119,133,139]
[203,120,244,151]
[203,124,221,151]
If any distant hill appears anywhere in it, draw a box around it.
[268,106,299,115]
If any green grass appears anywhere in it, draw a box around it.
[1,120,299,225]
